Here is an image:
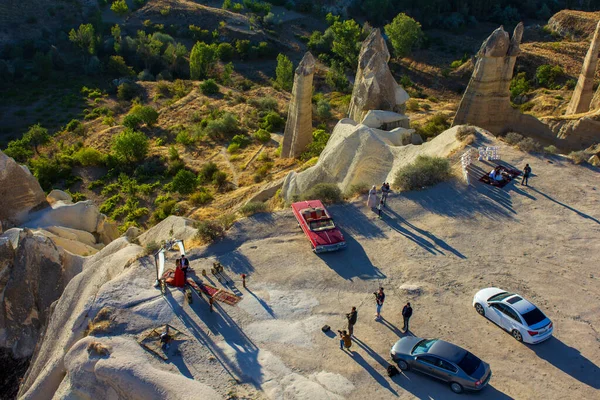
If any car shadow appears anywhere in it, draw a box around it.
[530,336,600,389]
[317,233,386,281]
[390,372,512,399]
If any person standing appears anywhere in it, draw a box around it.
[521,164,532,186]
[377,198,384,219]
[380,182,388,206]
[367,185,378,209]
[180,255,190,280]
[338,330,352,351]
[402,302,413,332]
[346,307,358,336]
[374,287,385,320]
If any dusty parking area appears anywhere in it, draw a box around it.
[178,143,600,399]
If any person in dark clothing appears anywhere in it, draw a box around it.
[377,198,384,219]
[346,307,358,336]
[374,287,385,320]
[180,256,190,279]
[521,164,532,186]
[402,302,413,332]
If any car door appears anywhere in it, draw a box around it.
[413,355,441,379]
[487,303,507,327]
[501,304,523,332]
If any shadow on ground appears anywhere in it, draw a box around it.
[529,187,600,225]
[317,233,386,280]
[346,351,398,396]
[532,336,600,389]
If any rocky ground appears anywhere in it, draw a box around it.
[19,134,599,399]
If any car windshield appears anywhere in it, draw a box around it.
[411,339,437,355]
[521,307,546,326]
[309,219,335,231]
[457,351,481,376]
[487,292,513,302]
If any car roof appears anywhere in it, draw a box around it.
[502,295,537,314]
[428,340,467,363]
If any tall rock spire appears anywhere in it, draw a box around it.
[281,52,316,158]
[566,20,600,115]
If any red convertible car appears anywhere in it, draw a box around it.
[291,200,346,253]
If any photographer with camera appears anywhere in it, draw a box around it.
[337,329,352,351]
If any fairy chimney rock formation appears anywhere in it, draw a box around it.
[566,20,600,115]
[281,52,316,158]
[347,28,409,124]
[452,24,525,133]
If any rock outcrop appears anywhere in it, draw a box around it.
[566,21,600,115]
[281,121,464,200]
[452,24,555,142]
[542,112,600,149]
[281,52,316,158]
[547,10,600,40]
[347,29,409,124]
[0,229,84,359]
[0,151,47,228]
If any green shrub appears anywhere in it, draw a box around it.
[227,143,240,153]
[125,105,158,128]
[73,147,105,166]
[190,41,217,80]
[510,72,530,98]
[198,162,220,183]
[176,130,194,146]
[254,129,271,144]
[66,119,85,135]
[212,171,227,186]
[413,113,450,139]
[122,113,143,129]
[189,25,210,41]
[569,150,588,165]
[117,82,139,100]
[216,42,234,61]
[394,155,451,191]
[172,169,198,194]
[504,132,523,145]
[111,129,149,164]
[4,138,33,162]
[300,129,330,161]
[315,98,332,120]
[275,53,293,91]
[406,99,420,111]
[240,201,267,216]
[517,137,542,153]
[100,194,122,214]
[259,111,285,132]
[151,199,179,223]
[301,183,343,204]
[385,13,424,58]
[544,145,558,154]
[29,157,72,191]
[111,0,129,16]
[536,65,564,89]
[222,0,233,10]
[205,112,238,139]
[189,188,213,205]
[195,220,225,243]
[325,61,350,92]
[344,182,370,198]
[249,96,278,111]
[200,79,219,95]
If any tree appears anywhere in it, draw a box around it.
[385,13,424,58]
[172,169,197,194]
[123,105,158,128]
[329,17,363,69]
[108,55,135,77]
[69,24,97,57]
[111,0,129,16]
[135,30,162,70]
[23,124,50,155]
[222,0,232,10]
[275,53,293,91]
[112,129,149,164]
[190,42,217,80]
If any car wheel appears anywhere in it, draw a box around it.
[397,360,409,371]
[450,382,463,394]
[475,303,485,316]
[512,329,523,342]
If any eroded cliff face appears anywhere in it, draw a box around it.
[347,28,409,124]
[566,21,600,115]
[281,52,316,159]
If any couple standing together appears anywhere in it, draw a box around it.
[374,287,413,332]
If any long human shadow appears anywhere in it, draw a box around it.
[317,232,386,281]
[390,372,512,399]
[531,336,600,389]
[245,288,275,318]
[384,208,466,259]
[329,202,386,239]
[529,187,600,225]
[347,351,398,396]
[379,317,408,338]
[353,337,391,369]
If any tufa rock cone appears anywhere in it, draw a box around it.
[567,20,600,115]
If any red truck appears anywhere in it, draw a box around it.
[291,200,346,253]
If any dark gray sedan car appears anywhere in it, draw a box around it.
[390,337,492,394]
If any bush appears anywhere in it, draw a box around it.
[385,13,424,58]
[325,61,350,92]
[250,96,278,111]
[569,150,588,165]
[117,82,139,100]
[227,143,240,153]
[4,138,33,162]
[300,129,330,161]
[29,157,72,191]
[510,72,530,99]
[100,194,122,214]
[111,0,129,16]
[137,69,154,81]
[231,134,251,148]
[406,99,420,111]
[315,98,332,120]
[198,162,220,183]
[275,53,293,91]
[112,129,149,164]
[240,201,267,216]
[394,155,451,191]
[151,199,180,223]
[122,113,143,129]
[344,182,370,198]
[212,171,227,186]
[205,112,238,139]
[195,220,225,243]
[455,125,477,141]
[73,147,105,166]
[176,130,194,146]
[172,169,198,194]
[504,132,523,145]
[414,113,450,139]
[24,124,50,154]
[301,183,343,204]
[123,105,158,129]
[190,188,213,205]
[536,65,564,89]
[544,145,558,154]
[259,111,285,132]
[216,43,234,61]
[254,129,271,144]
[200,79,219,95]
[517,137,541,153]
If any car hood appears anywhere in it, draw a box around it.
[391,336,423,356]
[475,287,505,302]
[312,228,344,246]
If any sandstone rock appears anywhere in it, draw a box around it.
[96,214,119,245]
[589,154,600,166]
[347,29,409,124]
[452,24,555,143]
[123,226,143,241]
[137,216,198,247]
[281,121,463,200]
[0,151,47,227]
[45,226,97,247]
[35,229,100,256]
[361,110,410,131]
[46,190,72,205]
[0,229,84,359]
[245,178,284,204]
[547,10,600,40]
[25,200,101,233]
[281,52,316,158]
[542,113,600,150]
[566,21,600,115]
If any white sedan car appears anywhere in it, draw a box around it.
[472,288,553,344]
